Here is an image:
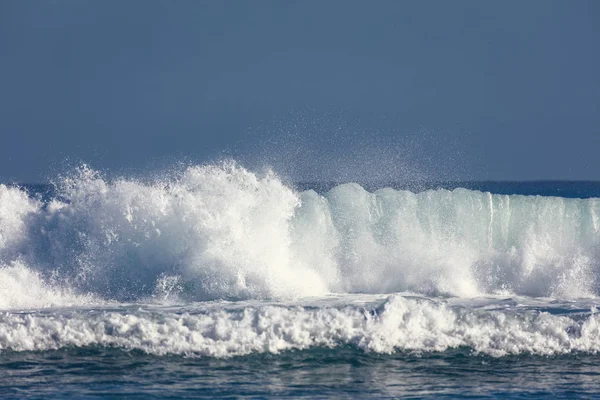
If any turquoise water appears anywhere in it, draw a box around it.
[1,164,600,398]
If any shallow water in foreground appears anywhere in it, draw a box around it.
[3,335,600,399]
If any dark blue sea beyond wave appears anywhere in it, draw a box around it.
[1,165,600,398]
[296,180,600,198]
[18,180,600,201]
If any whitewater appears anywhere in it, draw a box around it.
[1,162,600,376]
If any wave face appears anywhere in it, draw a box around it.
[1,162,600,307]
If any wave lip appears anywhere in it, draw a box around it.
[1,296,599,357]
[0,162,599,305]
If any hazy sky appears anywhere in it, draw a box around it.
[1,0,598,182]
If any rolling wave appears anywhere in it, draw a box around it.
[1,162,599,308]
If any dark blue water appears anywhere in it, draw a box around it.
[295,180,600,198]
[2,174,600,399]
[15,180,600,202]
[3,348,600,399]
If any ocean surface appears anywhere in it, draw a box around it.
[1,163,600,398]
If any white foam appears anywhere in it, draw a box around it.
[1,296,599,357]
[0,261,94,310]
[0,184,39,256]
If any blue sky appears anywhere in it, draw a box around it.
[1,0,598,182]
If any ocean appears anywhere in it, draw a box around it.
[1,162,600,399]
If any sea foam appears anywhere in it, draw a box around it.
[1,296,599,357]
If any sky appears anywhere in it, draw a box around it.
[0,0,598,183]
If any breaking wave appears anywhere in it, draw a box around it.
[1,162,599,308]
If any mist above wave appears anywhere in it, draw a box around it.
[0,161,599,308]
